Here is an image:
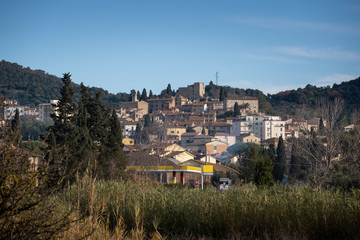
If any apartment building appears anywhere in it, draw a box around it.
[232,115,285,141]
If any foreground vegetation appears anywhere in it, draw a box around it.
[57,175,360,239]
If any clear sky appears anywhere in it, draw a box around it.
[1,0,359,95]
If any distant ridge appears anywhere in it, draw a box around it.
[0,60,130,108]
[1,60,359,121]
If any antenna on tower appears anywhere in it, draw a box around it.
[215,72,219,85]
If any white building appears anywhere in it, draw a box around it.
[121,121,138,137]
[2,106,25,120]
[232,115,285,141]
[39,100,58,123]
[214,132,236,146]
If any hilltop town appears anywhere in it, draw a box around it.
[3,76,359,186]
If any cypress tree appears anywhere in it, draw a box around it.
[144,114,151,128]
[141,88,148,101]
[149,90,153,99]
[7,108,21,146]
[166,84,172,96]
[273,136,287,182]
[254,155,274,187]
[137,90,141,101]
[234,102,240,116]
[219,87,225,101]
[49,73,77,145]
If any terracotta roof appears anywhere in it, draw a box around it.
[181,132,199,136]
[193,134,213,139]
[214,133,234,136]
[147,98,173,102]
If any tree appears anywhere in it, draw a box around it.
[273,136,287,182]
[219,87,225,101]
[134,123,142,144]
[234,102,240,116]
[6,108,21,146]
[166,84,172,96]
[149,90,153,99]
[141,88,148,101]
[98,109,127,179]
[137,90,141,101]
[240,143,261,182]
[254,154,274,187]
[201,125,206,134]
[292,98,345,186]
[48,73,77,146]
[144,114,151,128]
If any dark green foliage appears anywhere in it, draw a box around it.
[219,86,225,101]
[233,102,240,116]
[324,163,360,191]
[134,123,149,144]
[46,73,126,183]
[20,118,49,141]
[254,155,274,187]
[241,143,261,182]
[137,90,141,101]
[273,136,287,182]
[166,84,172,96]
[149,90,153,99]
[7,109,21,146]
[201,125,206,134]
[144,114,151,128]
[0,60,129,108]
[289,144,306,182]
[141,88,147,101]
[268,77,360,120]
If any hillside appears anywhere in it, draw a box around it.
[267,77,360,120]
[1,60,359,122]
[0,60,130,108]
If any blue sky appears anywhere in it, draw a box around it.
[1,0,359,95]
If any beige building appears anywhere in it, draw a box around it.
[223,96,258,113]
[238,133,261,144]
[177,82,205,100]
[118,93,148,118]
[148,97,175,113]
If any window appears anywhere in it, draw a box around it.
[256,118,258,120]
[214,146,217,150]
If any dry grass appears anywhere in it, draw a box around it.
[55,175,360,239]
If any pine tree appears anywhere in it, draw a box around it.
[273,136,287,182]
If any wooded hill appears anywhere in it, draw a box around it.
[1,60,359,122]
[0,60,129,108]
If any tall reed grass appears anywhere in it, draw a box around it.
[58,175,360,239]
